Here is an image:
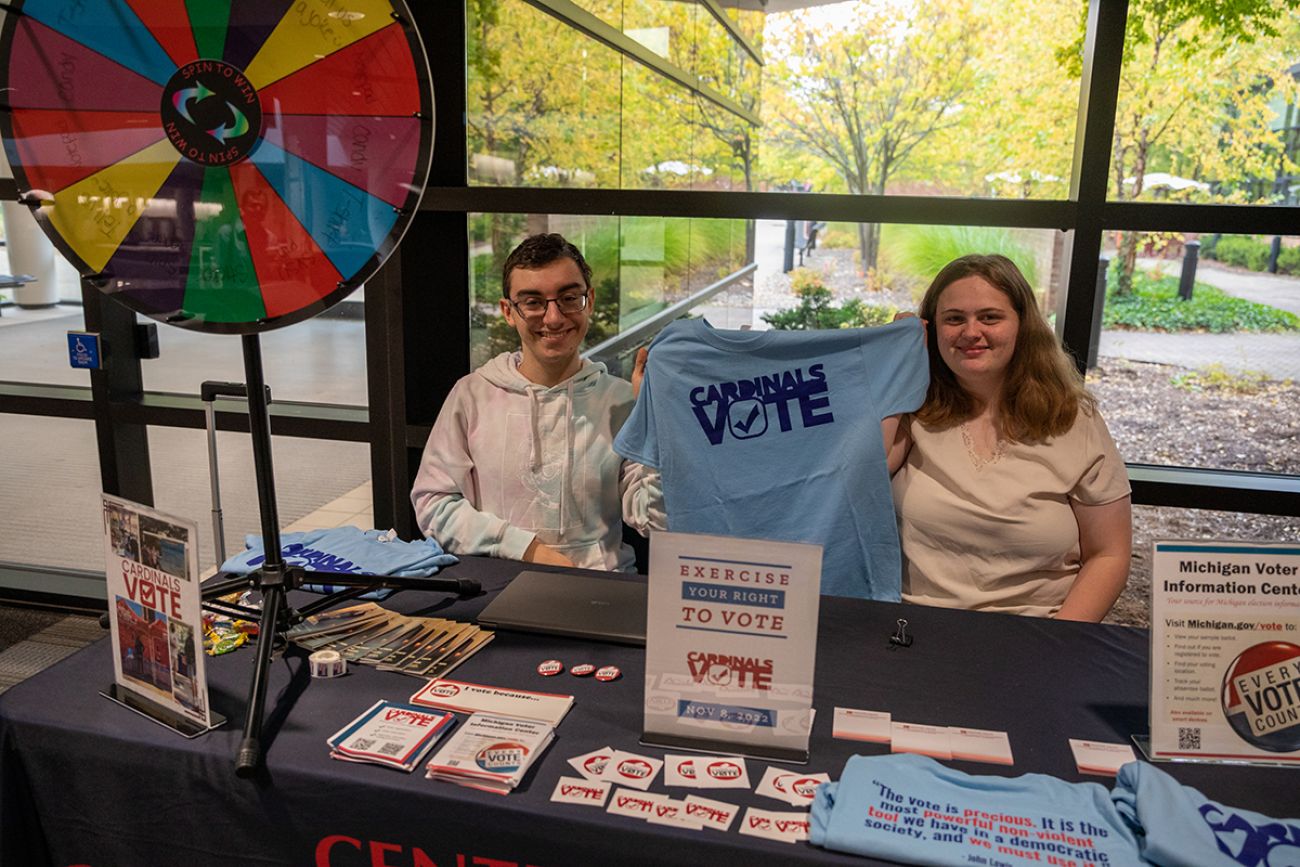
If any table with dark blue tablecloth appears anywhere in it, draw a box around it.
[1,556,1296,867]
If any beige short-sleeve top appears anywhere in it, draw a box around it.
[892,407,1130,617]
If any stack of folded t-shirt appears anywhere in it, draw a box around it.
[220,527,458,599]
[811,753,1299,866]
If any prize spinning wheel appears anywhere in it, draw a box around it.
[0,0,433,333]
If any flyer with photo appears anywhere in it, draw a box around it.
[643,531,821,760]
[102,494,211,729]
[1150,541,1300,764]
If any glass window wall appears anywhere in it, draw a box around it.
[1111,1,1300,206]
[1115,505,1300,625]
[467,0,759,194]
[469,212,753,371]
[1090,231,1300,475]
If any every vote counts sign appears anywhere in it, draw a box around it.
[643,531,820,761]
[1150,541,1300,764]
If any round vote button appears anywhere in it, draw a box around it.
[537,659,564,677]
[594,666,622,682]
[570,663,596,677]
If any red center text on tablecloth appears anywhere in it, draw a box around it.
[313,836,546,867]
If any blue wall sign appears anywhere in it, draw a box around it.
[68,331,101,370]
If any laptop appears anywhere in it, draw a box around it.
[476,570,647,646]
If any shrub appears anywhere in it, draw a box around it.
[1207,235,1270,271]
[472,253,500,304]
[761,283,843,330]
[788,267,829,297]
[1277,245,1300,276]
[818,223,857,249]
[764,270,896,330]
[1170,364,1285,395]
[1104,269,1300,333]
[885,225,1038,293]
[851,303,898,327]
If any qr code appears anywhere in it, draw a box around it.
[379,742,405,757]
[1178,727,1201,750]
[350,738,375,751]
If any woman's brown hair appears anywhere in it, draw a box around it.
[914,254,1093,442]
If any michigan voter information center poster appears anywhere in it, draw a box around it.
[102,494,212,729]
[1150,541,1300,764]
[643,531,820,759]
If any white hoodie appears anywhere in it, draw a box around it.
[411,352,664,572]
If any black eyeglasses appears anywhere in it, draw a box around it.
[509,291,589,318]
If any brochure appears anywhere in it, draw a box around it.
[425,712,554,794]
[327,700,456,772]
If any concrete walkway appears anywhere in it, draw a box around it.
[1097,330,1300,380]
[1109,257,1300,380]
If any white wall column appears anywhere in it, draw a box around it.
[1,202,60,307]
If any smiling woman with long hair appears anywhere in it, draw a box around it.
[887,254,1132,621]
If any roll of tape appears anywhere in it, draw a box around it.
[309,649,347,678]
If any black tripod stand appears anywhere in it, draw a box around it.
[200,334,479,776]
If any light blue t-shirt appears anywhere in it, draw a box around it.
[811,754,1141,866]
[614,318,927,599]
[221,527,458,586]
[1113,760,1300,866]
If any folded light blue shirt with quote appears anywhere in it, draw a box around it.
[811,753,1300,866]
[811,754,1137,866]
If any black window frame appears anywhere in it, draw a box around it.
[1,0,1297,601]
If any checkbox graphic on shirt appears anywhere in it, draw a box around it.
[727,399,767,439]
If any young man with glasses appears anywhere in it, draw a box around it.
[411,233,663,571]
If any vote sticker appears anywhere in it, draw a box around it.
[787,776,824,801]
[570,664,596,677]
[537,659,564,677]
[1220,641,1300,752]
[615,757,654,781]
[595,665,621,682]
[704,760,744,782]
[475,741,529,774]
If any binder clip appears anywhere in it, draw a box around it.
[889,618,913,648]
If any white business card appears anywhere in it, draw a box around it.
[832,707,892,743]
[891,721,952,760]
[949,727,1014,765]
[549,775,612,807]
[1069,738,1137,776]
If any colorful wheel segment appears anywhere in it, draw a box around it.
[0,0,433,333]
